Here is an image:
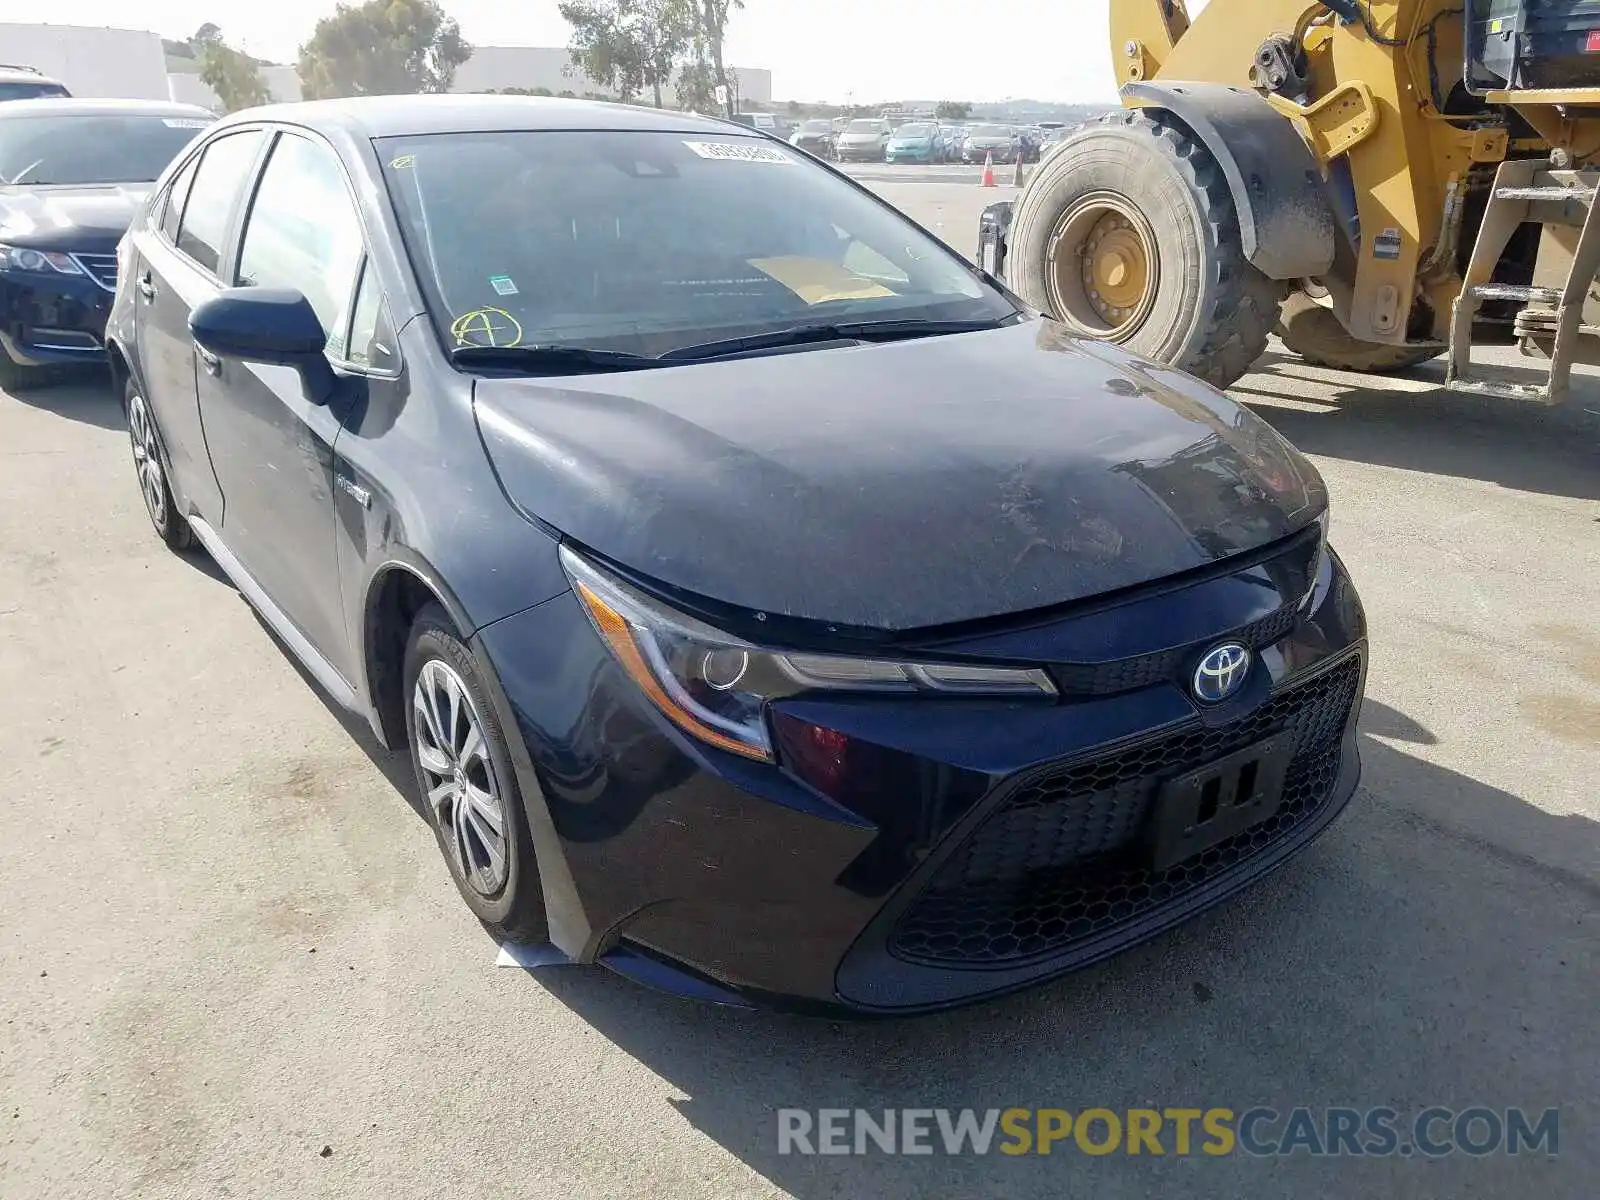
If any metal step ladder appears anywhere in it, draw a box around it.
[1447,161,1600,404]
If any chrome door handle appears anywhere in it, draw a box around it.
[196,343,221,375]
[136,273,156,300]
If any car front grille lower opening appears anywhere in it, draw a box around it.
[889,655,1362,967]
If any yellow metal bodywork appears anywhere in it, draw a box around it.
[1107,1,1600,346]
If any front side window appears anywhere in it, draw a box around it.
[236,133,365,358]
[379,130,1013,358]
[0,112,211,186]
[177,129,266,274]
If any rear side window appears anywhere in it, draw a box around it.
[235,133,365,357]
[160,155,199,242]
[177,129,266,274]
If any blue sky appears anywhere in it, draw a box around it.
[38,0,1145,102]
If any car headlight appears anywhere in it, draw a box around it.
[0,243,83,275]
[561,546,1056,762]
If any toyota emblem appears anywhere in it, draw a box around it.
[1193,643,1251,704]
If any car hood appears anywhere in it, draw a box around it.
[0,183,151,247]
[889,138,933,147]
[838,133,883,143]
[474,319,1325,631]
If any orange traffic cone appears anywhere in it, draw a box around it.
[981,151,996,188]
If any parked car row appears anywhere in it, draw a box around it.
[800,117,1053,165]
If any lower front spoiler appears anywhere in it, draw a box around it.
[589,730,1362,1019]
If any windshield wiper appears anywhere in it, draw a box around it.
[450,344,664,374]
[658,317,1011,363]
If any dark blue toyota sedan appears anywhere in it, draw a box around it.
[106,96,1366,1014]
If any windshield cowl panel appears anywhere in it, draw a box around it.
[378,129,1016,364]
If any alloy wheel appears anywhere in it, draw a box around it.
[127,391,167,530]
[412,658,508,897]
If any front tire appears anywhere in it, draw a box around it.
[404,606,548,943]
[125,379,192,551]
[1006,110,1283,390]
[1277,291,1444,373]
[0,341,40,392]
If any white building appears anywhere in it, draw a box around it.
[0,23,171,100]
[0,23,770,112]
[450,44,772,106]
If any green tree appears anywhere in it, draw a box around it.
[560,0,646,103]
[298,0,471,99]
[673,56,718,112]
[688,0,742,116]
[560,0,691,108]
[935,100,972,121]
[188,26,272,113]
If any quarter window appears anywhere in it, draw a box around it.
[236,133,365,358]
[176,130,266,274]
[346,260,398,371]
[159,154,198,243]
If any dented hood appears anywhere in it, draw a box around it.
[474,319,1325,631]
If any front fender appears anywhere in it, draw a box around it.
[1121,81,1336,281]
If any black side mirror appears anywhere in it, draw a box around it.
[189,287,338,405]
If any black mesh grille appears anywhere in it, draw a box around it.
[1050,603,1301,697]
[889,655,1361,966]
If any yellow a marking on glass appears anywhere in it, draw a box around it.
[451,308,524,348]
[390,154,416,169]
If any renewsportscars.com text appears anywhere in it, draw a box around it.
[776,1106,1559,1158]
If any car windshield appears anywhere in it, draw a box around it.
[379,129,1014,359]
[800,120,832,133]
[897,123,936,137]
[0,113,209,185]
[971,125,1012,138]
[845,120,884,134]
[0,82,70,101]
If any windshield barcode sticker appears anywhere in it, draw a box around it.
[683,141,795,164]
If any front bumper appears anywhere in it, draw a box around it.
[835,145,885,162]
[0,258,116,368]
[886,146,938,162]
[478,529,1366,1014]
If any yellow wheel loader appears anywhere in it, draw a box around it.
[978,0,1600,403]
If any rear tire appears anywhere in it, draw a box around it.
[404,605,548,943]
[1277,291,1444,373]
[125,378,192,552]
[1006,110,1283,390]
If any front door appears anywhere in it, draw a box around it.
[196,130,368,682]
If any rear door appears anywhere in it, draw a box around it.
[195,129,367,680]
[131,128,267,525]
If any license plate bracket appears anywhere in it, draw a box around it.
[1147,733,1294,873]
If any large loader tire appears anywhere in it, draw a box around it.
[1006,109,1283,390]
[1277,291,1444,373]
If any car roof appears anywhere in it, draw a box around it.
[0,97,212,120]
[216,94,753,140]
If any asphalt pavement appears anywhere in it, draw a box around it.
[1,172,1597,1199]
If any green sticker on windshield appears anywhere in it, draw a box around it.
[490,274,519,296]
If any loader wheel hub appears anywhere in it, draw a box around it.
[1047,195,1157,338]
